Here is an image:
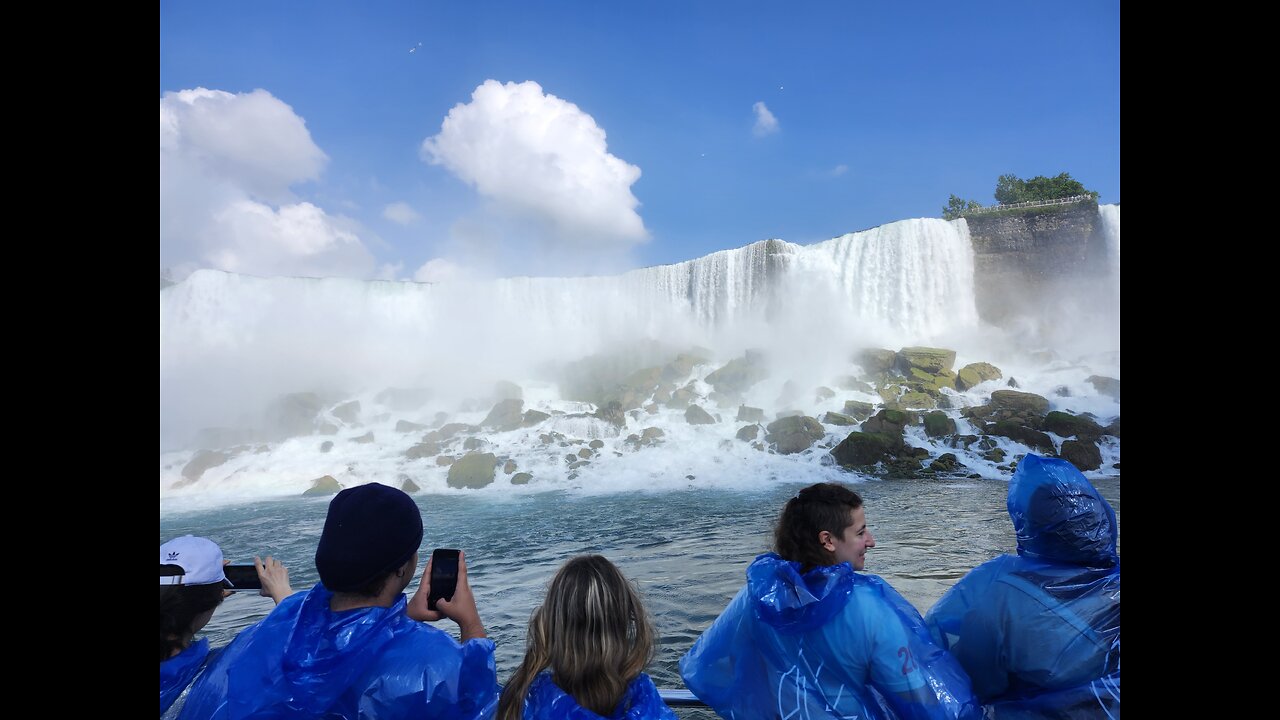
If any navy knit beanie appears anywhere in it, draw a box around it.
[315,482,424,592]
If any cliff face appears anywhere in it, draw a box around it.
[965,203,1109,325]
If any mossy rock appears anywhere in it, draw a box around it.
[928,453,964,473]
[736,424,760,442]
[765,415,825,454]
[814,386,836,402]
[923,411,957,437]
[898,391,937,409]
[303,475,342,496]
[351,431,375,444]
[955,362,1003,391]
[842,401,875,420]
[906,367,957,395]
[736,405,765,422]
[897,347,957,374]
[400,477,421,493]
[319,441,333,453]
[511,472,533,485]
[395,419,427,433]
[1060,439,1102,471]
[822,411,858,426]
[990,390,1050,415]
[986,421,1054,453]
[830,431,904,467]
[593,404,628,428]
[522,410,551,427]
[877,386,903,406]
[1044,411,1105,440]
[447,452,498,489]
[884,456,925,479]
[481,398,524,430]
[862,408,913,436]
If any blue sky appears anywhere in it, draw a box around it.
[160,1,1120,282]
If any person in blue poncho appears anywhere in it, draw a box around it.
[161,535,293,716]
[498,555,676,720]
[680,482,980,720]
[925,454,1120,718]
[178,482,499,720]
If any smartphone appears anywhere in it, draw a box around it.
[223,564,263,590]
[427,549,460,611]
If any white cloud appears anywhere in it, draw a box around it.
[753,101,779,137]
[383,202,421,226]
[830,164,849,177]
[421,80,647,249]
[160,87,375,279]
[414,258,468,283]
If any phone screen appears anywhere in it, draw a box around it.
[223,564,263,590]
[427,549,460,611]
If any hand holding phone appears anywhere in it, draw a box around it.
[254,555,294,605]
[223,564,264,590]
[408,549,485,640]
[427,549,460,611]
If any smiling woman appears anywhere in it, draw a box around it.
[680,482,983,720]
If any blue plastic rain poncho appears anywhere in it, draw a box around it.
[177,584,498,720]
[680,553,981,720]
[925,454,1120,718]
[161,638,210,714]
[519,671,678,720]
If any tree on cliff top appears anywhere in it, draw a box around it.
[994,172,1098,204]
[943,172,1099,219]
[942,194,984,220]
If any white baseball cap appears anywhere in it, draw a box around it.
[160,535,227,586]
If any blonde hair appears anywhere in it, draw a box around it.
[498,555,655,719]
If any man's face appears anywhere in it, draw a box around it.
[824,506,875,570]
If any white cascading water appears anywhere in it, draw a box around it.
[160,213,1118,507]
[1097,204,1120,300]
